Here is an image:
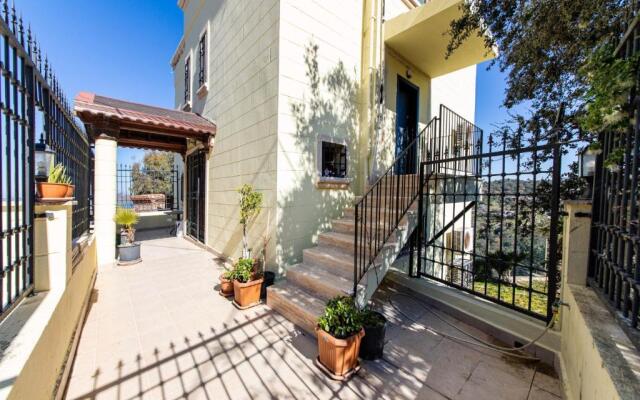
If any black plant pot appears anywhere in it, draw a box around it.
[117,242,141,265]
[261,271,276,299]
[359,312,387,360]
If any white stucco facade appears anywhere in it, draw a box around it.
[172,0,481,272]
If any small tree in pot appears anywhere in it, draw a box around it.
[238,184,263,258]
[114,208,141,265]
[316,296,364,380]
[230,184,264,309]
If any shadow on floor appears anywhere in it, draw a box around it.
[65,308,406,400]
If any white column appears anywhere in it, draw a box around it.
[94,135,117,266]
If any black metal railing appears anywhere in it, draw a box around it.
[117,165,182,212]
[424,105,483,175]
[353,105,482,294]
[1,1,92,318]
[416,128,562,321]
[588,15,640,339]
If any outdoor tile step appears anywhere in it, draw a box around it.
[302,246,353,279]
[318,230,399,254]
[332,217,397,235]
[286,262,353,300]
[266,281,325,336]
[343,205,416,219]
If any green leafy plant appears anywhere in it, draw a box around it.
[580,43,638,134]
[230,257,255,283]
[473,250,526,281]
[604,147,625,170]
[317,296,363,339]
[361,308,386,329]
[114,207,139,244]
[48,162,72,184]
[238,184,263,257]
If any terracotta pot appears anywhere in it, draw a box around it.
[233,277,264,307]
[316,328,364,377]
[219,274,234,297]
[36,182,68,199]
[65,184,75,198]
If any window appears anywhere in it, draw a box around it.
[321,141,347,178]
[184,57,191,104]
[198,32,207,87]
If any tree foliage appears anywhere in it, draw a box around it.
[131,151,174,195]
[447,0,632,147]
[237,184,263,256]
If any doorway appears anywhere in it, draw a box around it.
[186,150,206,243]
[395,76,419,175]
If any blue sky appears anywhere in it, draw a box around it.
[18,0,514,165]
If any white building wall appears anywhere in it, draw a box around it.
[275,0,363,268]
[430,65,477,123]
[175,0,280,265]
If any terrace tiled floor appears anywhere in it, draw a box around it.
[65,237,563,400]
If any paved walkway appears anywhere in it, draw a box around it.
[65,237,562,399]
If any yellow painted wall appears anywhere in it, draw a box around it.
[8,237,97,400]
[373,49,432,176]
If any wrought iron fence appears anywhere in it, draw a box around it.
[353,105,482,294]
[588,16,640,338]
[117,165,182,212]
[417,129,562,321]
[0,1,92,318]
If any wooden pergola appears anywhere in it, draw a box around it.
[74,92,216,153]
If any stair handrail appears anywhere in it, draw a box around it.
[353,116,439,295]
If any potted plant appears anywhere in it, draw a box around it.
[238,184,263,259]
[36,162,73,199]
[259,235,275,300]
[232,257,264,308]
[359,308,387,360]
[316,296,365,380]
[219,266,234,297]
[114,207,141,265]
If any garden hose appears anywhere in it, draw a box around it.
[386,292,557,361]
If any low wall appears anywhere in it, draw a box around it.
[557,201,640,400]
[0,203,98,399]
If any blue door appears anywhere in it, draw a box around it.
[395,77,419,175]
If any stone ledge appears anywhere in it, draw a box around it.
[565,284,640,399]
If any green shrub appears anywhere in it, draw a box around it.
[361,309,386,328]
[231,258,255,283]
[473,250,526,281]
[317,296,363,339]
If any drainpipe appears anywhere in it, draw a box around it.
[367,0,384,185]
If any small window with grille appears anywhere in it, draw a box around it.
[320,141,347,178]
[198,32,207,88]
[184,56,191,104]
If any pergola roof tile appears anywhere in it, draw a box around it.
[74,92,216,135]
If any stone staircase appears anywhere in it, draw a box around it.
[267,175,420,336]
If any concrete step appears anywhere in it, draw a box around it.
[266,281,325,336]
[343,202,418,219]
[318,231,355,253]
[302,246,353,279]
[331,218,390,236]
[286,263,353,300]
[318,230,399,255]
